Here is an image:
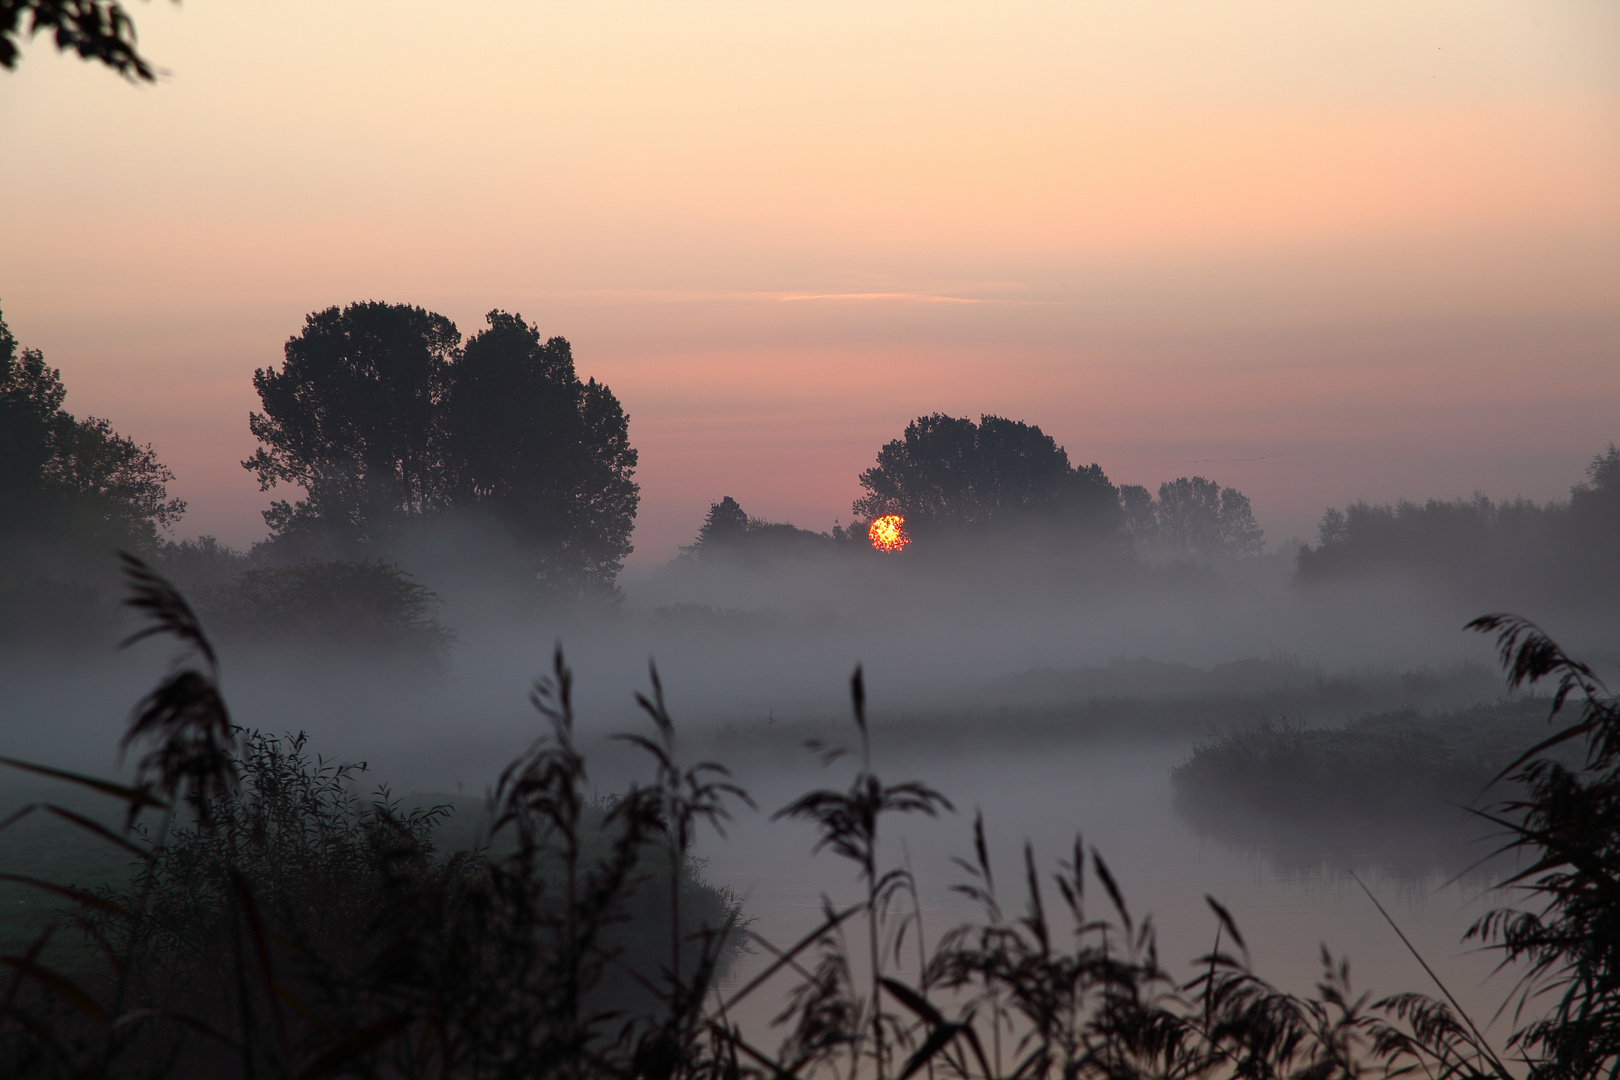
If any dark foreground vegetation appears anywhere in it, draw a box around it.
[1,559,1617,1079]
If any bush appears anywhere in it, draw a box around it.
[196,558,454,662]
[47,729,742,1078]
[1170,702,1554,826]
[0,577,119,651]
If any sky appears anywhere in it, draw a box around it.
[3,0,1617,568]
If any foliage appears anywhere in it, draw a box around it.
[245,303,639,596]
[772,667,953,1079]
[0,306,185,564]
[46,417,185,542]
[1463,614,1620,1077]
[852,414,1120,547]
[1118,477,1264,560]
[0,0,163,80]
[150,536,250,592]
[1118,483,1158,550]
[1298,495,1554,581]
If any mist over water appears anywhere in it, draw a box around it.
[2,530,1584,1050]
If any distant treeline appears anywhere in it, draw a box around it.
[1296,446,1620,601]
[0,300,1271,617]
[6,295,1616,645]
[684,413,1265,564]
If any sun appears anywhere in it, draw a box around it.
[868,515,909,553]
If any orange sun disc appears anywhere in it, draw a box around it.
[868,515,909,553]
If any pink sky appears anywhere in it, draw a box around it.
[3,0,1617,566]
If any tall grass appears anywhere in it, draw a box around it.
[1,557,1616,1078]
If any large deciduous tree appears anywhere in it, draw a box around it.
[245,303,639,594]
[851,413,1120,544]
[245,302,459,549]
[443,311,638,591]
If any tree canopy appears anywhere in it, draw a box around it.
[445,311,639,589]
[244,302,639,594]
[0,304,184,562]
[851,413,1120,544]
[245,301,459,548]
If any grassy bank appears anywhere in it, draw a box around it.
[0,737,745,1004]
[1169,698,1561,873]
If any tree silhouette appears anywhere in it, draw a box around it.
[1,304,184,558]
[851,413,1119,544]
[1569,444,1620,539]
[1296,446,1619,601]
[443,310,638,592]
[1152,476,1264,559]
[683,495,832,561]
[1,0,166,80]
[1118,483,1157,549]
[245,302,458,552]
[691,496,749,552]
[0,311,70,531]
[245,303,639,594]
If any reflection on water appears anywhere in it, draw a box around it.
[689,729,1518,1049]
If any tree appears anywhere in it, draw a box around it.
[851,413,1120,544]
[1151,476,1264,559]
[1569,443,1620,535]
[691,496,749,552]
[0,312,71,531]
[0,304,184,558]
[49,413,185,545]
[244,301,459,551]
[443,310,639,592]
[245,303,640,594]
[1118,483,1157,548]
[1,0,165,80]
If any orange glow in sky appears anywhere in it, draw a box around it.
[2,1,1617,564]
